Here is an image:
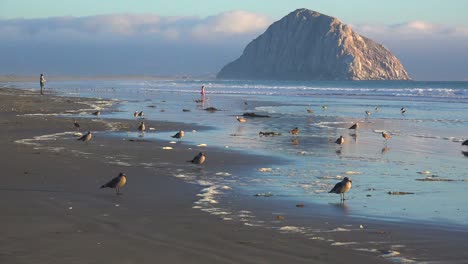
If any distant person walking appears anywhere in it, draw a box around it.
[200,85,206,97]
[39,73,46,95]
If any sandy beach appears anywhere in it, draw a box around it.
[0,87,394,263]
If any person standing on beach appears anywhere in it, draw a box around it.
[39,74,46,95]
[201,85,206,97]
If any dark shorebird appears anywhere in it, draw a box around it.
[365,110,371,116]
[401,107,407,114]
[335,136,344,145]
[77,131,92,142]
[349,123,359,130]
[73,119,80,130]
[92,111,100,116]
[187,152,206,165]
[290,127,299,135]
[329,177,352,201]
[382,131,391,142]
[306,108,314,114]
[375,106,380,112]
[171,130,185,140]
[138,111,144,118]
[462,140,468,146]
[138,121,146,132]
[236,116,247,123]
[100,173,127,195]
[322,105,328,110]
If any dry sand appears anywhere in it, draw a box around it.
[0,88,388,263]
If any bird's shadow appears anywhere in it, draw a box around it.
[329,201,350,215]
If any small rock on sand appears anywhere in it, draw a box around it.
[258,168,272,172]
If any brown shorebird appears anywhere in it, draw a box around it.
[382,131,391,142]
[138,111,144,118]
[462,140,468,146]
[335,136,344,145]
[77,131,92,142]
[329,177,352,201]
[187,152,206,165]
[171,130,185,140]
[349,123,359,130]
[133,111,138,118]
[138,121,146,132]
[236,116,247,123]
[73,119,80,130]
[100,173,127,195]
[306,108,314,113]
[290,127,299,135]
[92,111,100,116]
[365,110,371,116]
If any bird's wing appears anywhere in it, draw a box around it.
[101,176,120,188]
[329,182,342,193]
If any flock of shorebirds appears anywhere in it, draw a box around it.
[73,104,467,199]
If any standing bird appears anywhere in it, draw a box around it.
[100,173,127,195]
[462,140,468,146]
[133,111,139,118]
[77,131,92,142]
[322,105,328,110]
[73,119,80,130]
[92,111,100,116]
[382,131,391,142]
[306,108,314,114]
[349,123,359,130]
[138,111,144,118]
[375,106,380,112]
[335,136,344,145]
[329,177,352,201]
[138,121,146,132]
[187,152,206,165]
[401,107,407,114]
[290,127,299,135]
[236,116,247,123]
[365,110,371,116]
[171,130,185,140]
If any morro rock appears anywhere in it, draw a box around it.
[217,9,410,81]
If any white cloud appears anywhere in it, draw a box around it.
[0,11,271,43]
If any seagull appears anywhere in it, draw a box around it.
[382,131,391,142]
[138,111,144,118]
[349,123,359,130]
[290,127,299,135]
[462,140,468,146]
[100,173,127,195]
[134,111,138,118]
[365,110,371,116]
[335,136,344,145]
[73,119,80,130]
[329,177,352,201]
[77,131,92,142]
[92,111,100,116]
[187,152,206,165]
[138,121,146,132]
[171,130,185,140]
[236,116,247,123]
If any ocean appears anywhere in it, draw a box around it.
[4,79,468,227]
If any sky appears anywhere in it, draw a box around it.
[0,0,467,80]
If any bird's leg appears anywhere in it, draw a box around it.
[116,188,119,195]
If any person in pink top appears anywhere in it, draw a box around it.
[201,85,206,96]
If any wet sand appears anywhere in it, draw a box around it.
[0,88,389,263]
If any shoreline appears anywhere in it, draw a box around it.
[0,87,390,263]
[2,87,468,263]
